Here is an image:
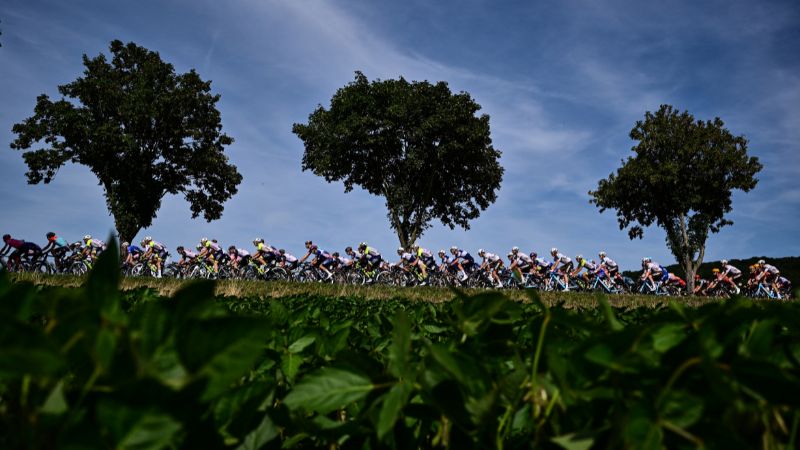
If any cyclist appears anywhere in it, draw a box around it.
[175,246,197,266]
[41,232,69,271]
[228,246,251,271]
[1,234,42,270]
[141,237,168,277]
[718,259,742,294]
[478,249,504,288]
[299,241,335,280]
[197,237,223,273]
[640,258,682,289]
[776,276,792,297]
[755,260,781,295]
[571,255,598,284]
[598,251,623,286]
[252,238,278,267]
[397,247,428,283]
[550,248,573,291]
[81,235,106,261]
[358,242,382,272]
[437,249,452,272]
[279,249,299,270]
[331,251,351,270]
[122,241,144,268]
[449,246,475,280]
[693,274,710,296]
[412,244,437,271]
[508,247,533,282]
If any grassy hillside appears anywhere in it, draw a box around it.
[8,272,732,308]
[624,255,799,281]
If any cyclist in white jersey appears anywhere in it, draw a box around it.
[478,249,504,288]
[715,259,742,294]
[550,248,573,291]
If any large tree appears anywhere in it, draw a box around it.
[10,40,242,243]
[293,72,503,248]
[590,104,762,292]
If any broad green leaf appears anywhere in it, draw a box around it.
[281,353,303,383]
[288,335,315,353]
[650,323,687,353]
[236,414,277,450]
[551,432,595,450]
[660,391,703,428]
[98,401,182,450]
[377,381,413,439]
[41,380,68,415]
[388,311,411,378]
[596,293,623,331]
[283,367,373,414]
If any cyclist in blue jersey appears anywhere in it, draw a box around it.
[299,241,334,279]
[42,232,69,271]
[122,241,144,268]
[449,246,475,280]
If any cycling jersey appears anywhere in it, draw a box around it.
[204,241,222,252]
[721,264,741,277]
[762,264,779,274]
[400,252,417,264]
[334,256,351,266]
[600,256,618,269]
[578,260,597,271]
[553,253,572,265]
[516,253,532,264]
[230,248,250,259]
[363,247,381,258]
[49,235,68,248]
[282,253,298,264]
[179,249,197,259]
[645,262,662,274]
[439,255,453,265]
[85,239,106,250]
[534,257,551,268]
[148,241,166,252]
[453,250,474,263]
[4,238,24,249]
[127,245,143,255]
[482,252,501,263]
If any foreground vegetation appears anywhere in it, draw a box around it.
[9,272,734,308]
[2,249,799,449]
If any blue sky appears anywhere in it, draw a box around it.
[1,0,798,269]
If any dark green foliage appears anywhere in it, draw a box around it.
[293,72,503,247]
[1,250,799,449]
[590,105,762,291]
[9,40,242,243]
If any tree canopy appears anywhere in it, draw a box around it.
[10,40,242,243]
[293,72,503,247]
[590,104,762,290]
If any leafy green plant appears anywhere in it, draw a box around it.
[1,239,798,449]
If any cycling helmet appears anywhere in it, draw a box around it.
[358,242,367,249]
[551,247,558,254]
[345,246,353,253]
[758,259,765,265]
[176,246,184,251]
[200,237,208,243]
[411,244,419,250]
[305,240,313,248]
[143,236,152,243]
[694,274,701,280]
[530,252,537,258]
[84,234,92,241]
[332,252,340,257]
[46,232,55,239]
[576,254,583,261]
[309,244,318,251]
[478,248,485,255]
[195,244,202,250]
[122,241,130,247]
[507,252,514,258]
[721,259,728,265]
[253,238,263,244]
[642,257,651,263]
[228,245,236,251]
[397,247,404,254]
[438,249,445,255]
[599,251,606,258]
[2,234,10,241]
[450,245,458,252]
[512,246,519,253]
[279,249,285,254]
[712,268,720,273]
